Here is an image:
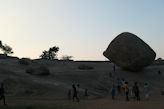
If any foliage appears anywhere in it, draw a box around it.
[40,50,49,59]
[40,46,59,60]
[61,55,73,61]
[157,57,162,61]
[0,40,2,47]
[0,40,13,55]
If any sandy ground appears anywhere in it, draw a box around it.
[1,96,164,109]
[0,58,164,109]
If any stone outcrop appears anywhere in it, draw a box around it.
[103,32,156,71]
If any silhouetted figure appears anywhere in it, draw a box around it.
[158,70,161,75]
[117,79,121,94]
[133,82,140,101]
[0,83,6,105]
[113,64,116,73]
[129,86,134,99]
[121,78,125,86]
[124,82,129,101]
[77,84,80,101]
[72,84,79,102]
[121,79,126,94]
[144,83,150,100]
[109,72,112,78]
[84,89,89,99]
[111,85,116,100]
[67,89,71,100]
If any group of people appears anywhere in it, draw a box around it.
[68,84,89,102]
[111,79,150,101]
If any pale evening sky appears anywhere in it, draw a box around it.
[0,0,164,60]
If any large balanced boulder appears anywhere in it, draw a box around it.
[103,32,156,71]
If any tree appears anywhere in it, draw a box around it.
[0,41,13,55]
[157,57,162,61]
[0,41,2,47]
[40,46,59,60]
[40,50,49,59]
[61,55,73,61]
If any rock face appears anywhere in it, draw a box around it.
[103,32,156,71]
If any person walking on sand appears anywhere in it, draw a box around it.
[111,85,116,100]
[124,82,129,101]
[72,84,79,102]
[113,64,116,73]
[133,82,140,101]
[144,83,150,100]
[77,84,80,102]
[0,83,7,106]
[84,89,89,99]
[121,79,125,88]
[117,79,121,94]
[121,79,126,95]
[67,89,71,100]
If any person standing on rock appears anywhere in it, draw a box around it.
[0,82,7,105]
[72,84,79,102]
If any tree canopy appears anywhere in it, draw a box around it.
[0,40,14,55]
[61,55,73,61]
[40,46,59,60]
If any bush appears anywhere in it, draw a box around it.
[26,66,50,76]
[19,58,30,65]
[78,65,94,70]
